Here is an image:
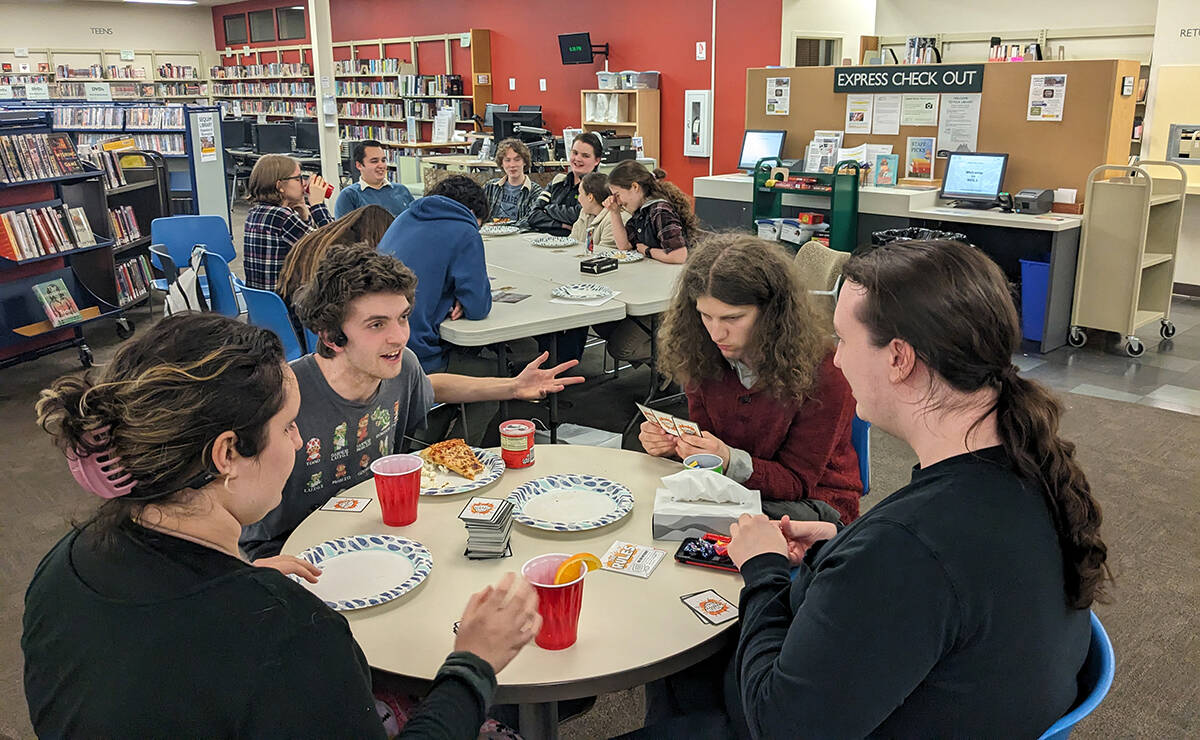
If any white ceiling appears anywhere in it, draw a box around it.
[67,0,246,6]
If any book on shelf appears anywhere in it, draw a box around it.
[115,254,153,306]
[32,278,84,327]
[0,132,86,183]
[86,148,129,189]
[0,204,96,260]
[108,205,142,245]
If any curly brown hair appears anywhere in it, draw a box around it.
[842,239,1111,608]
[607,161,702,245]
[276,204,394,308]
[294,243,417,358]
[494,137,532,172]
[657,233,830,400]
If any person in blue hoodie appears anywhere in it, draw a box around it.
[377,175,492,373]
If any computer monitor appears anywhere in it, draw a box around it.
[940,152,1009,208]
[483,102,509,128]
[221,118,251,149]
[295,121,319,151]
[737,129,787,171]
[492,110,544,144]
[558,32,593,65]
[255,122,294,154]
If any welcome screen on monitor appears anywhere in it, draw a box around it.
[739,130,785,170]
[942,154,1006,199]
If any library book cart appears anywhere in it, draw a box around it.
[751,157,861,253]
[1069,161,1187,357]
[0,110,133,369]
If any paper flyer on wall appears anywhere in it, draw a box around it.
[872,94,901,135]
[197,112,217,163]
[836,144,868,165]
[936,93,981,157]
[844,94,873,134]
[1027,74,1066,121]
[766,77,790,115]
[900,94,939,126]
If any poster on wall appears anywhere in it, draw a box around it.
[1027,74,1067,121]
[872,94,901,135]
[936,93,982,157]
[844,94,873,134]
[905,136,936,180]
[684,89,713,157]
[197,112,217,163]
[765,77,790,116]
[900,94,939,126]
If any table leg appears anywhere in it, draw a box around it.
[496,343,509,421]
[517,701,560,740]
[549,339,559,444]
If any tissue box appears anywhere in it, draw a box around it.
[581,256,618,274]
[652,489,762,541]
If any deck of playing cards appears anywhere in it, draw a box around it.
[636,403,701,438]
[458,496,514,559]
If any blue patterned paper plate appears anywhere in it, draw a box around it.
[505,474,634,531]
[292,534,433,611]
[421,447,505,496]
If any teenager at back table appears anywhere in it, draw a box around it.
[482,138,543,225]
[636,239,1111,738]
[243,154,333,291]
[334,139,414,219]
[23,313,542,738]
[640,234,861,524]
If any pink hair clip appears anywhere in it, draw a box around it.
[67,426,136,499]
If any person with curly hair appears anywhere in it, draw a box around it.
[482,138,543,225]
[604,161,700,265]
[641,234,862,523]
[240,244,582,559]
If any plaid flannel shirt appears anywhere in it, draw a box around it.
[483,176,543,226]
[626,198,687,253]
[243,203,332,290]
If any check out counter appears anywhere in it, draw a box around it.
[694,174,1083,353]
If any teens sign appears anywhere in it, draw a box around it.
[833,64,984,94]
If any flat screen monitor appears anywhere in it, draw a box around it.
[221,118,250,149]
[737,129,786,171]
[255,122,293,154]
[295,121,319,151]
[492,110,544,144]
[558,33,593,65]
[940,152,1009,205]
[483,102,508,128]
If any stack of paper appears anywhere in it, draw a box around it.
[458,496,513,559]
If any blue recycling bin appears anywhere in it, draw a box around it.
[1020,259,1050,342]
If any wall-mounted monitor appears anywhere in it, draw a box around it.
[558,33,593,65]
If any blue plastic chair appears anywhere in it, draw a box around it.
[240,283,306,361]
[200,250,242,318]
[1038,611,1115,739]
[150,216,238,295]
[851,416,871,495]
[304,327,320,354]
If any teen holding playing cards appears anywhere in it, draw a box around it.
[240,244,582,560]
[717,240,1110,737]
[24,313,543,737]
[639,234,862,524]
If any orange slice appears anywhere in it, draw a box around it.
[554,552,602,584]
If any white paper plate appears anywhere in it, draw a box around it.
[551,282,615,301]
[420,447,505,496]
[480,223,520,236]
[506,474,634,531]
[599,249,644,263]
[292,534,433,611]
[530,235,579,248]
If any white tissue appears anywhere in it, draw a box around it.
[661,469,752,505]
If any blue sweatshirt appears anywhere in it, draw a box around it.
[334,181,414,219]
[377,195,492,371]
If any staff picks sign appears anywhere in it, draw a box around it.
[834,64,984,94]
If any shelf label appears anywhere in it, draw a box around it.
[0,85,12,99]
[85,82,113,102]
[120,49,135,61]
[26,82,50,100]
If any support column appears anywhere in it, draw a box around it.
[308,0,340,200]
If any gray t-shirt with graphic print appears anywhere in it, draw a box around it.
[240,350,435,559]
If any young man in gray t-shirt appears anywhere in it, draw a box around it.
[240,245,583,560]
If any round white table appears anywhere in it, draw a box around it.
[284,445,741,739]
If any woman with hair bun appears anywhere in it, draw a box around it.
[23,313,540,738]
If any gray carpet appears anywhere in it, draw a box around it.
[1,321,1197,738]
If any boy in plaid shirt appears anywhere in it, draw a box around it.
[243,154,333,290]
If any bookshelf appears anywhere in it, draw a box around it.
[0,109,131,369]
[580,88,661,162]
[0,47,211,103]
[211,46,315,119]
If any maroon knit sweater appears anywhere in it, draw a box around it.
[687,354,862,522]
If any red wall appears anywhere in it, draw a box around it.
[213,0,782,194]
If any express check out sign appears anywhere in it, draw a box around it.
[834,64,985,94]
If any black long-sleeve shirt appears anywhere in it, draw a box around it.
[732,446,1091,739]
[526,171,584,235]
[23,518,495,739]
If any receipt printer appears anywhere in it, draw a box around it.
[1014,189,1054,214]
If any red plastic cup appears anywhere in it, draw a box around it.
[522,553,586,650]
[370,454,423,526]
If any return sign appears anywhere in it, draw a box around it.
[834,64,984,94]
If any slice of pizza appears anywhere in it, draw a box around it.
[421,438,484,481]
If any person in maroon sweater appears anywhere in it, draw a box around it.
[640,234,862,523]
